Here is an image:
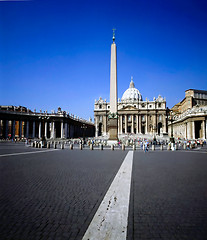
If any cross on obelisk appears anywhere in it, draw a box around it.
[108,29,118,142]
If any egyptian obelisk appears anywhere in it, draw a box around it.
[108,29,118,142]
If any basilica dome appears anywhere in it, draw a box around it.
[121,78,142,101]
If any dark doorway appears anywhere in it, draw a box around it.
[158,122,162,135]
[55,122,61,138]
[195,121,202,139]
[127,126,131,133]
[98,123,102,136]
[141,125,145,134]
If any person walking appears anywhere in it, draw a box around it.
[144,141,148,152]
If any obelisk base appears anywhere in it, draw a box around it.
[108,118,118,145]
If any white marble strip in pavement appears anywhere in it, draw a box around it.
[0,149,60,157]
[82,150,134,240]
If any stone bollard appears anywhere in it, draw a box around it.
[122,144,125,151]
[39,142,42,148]
[61,143,64,149]
[70,144,73,150]
[133,144,136,151]
[35,141,38,148]
[54,142,57,149]
[111,145,114,150]
[90,144,93,150]
[160,144,163,151]
[100,144,103,150]
[152,145,155,151]
[80,144,83,150]
[47,142,50,149]
[183,143,186,150]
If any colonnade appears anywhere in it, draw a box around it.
[0,114,95,140]
[171,119,207,140]
[118,114,167,135]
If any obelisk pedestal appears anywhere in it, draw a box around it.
[108,30,118,145]
[108,117,118,140]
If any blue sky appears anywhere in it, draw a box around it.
[0,0,207,120]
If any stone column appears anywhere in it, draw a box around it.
[192,121,195,139]
[132,114,134,133]
[67,123,70,138]
[120,114,123,134]
[145,114,148,134]
[156,115,159,134]
[38,122,41,139]
[206,119,207,140]
[61,122,64,139]
[95,117,98,137]
[19,120,22,138]
[136,115,139,134]
[125,115,127,134]
[202,120,206,139]
[12,120,16,139]
[64,123,68,138]
[45,122,48,139]
[187,121,191,139]
[139,115,141,134]
[50,122,55,139]
[163,114,166,133]
[185,122,187,139]
[104,115,107,136]
[26,121,29,139]
[32,121,35,138]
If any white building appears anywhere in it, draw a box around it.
[94,77,168,139]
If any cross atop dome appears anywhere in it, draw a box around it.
[129,76,135,88]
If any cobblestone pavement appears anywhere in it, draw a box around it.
[0,142,207,240]
[128,151,207,240]
[0,143,126,240]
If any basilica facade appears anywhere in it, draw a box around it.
[94,77,168,138]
